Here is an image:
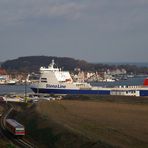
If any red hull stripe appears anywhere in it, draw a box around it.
[15,131,25,135]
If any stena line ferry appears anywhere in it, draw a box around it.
[30,60,148,97]
[30,60,110,95]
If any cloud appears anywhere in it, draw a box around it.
[0,0,86,27]
[1,0,147,31]
[83,0,148,32]
[0,0,148,62]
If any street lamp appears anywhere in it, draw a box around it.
[24,74,27,103]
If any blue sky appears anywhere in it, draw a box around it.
[0,0,148,62]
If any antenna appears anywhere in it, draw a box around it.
[49,59,55,68]
[52,59,55,66]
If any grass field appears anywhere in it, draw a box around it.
[13,95,148,148]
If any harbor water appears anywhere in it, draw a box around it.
[0,84,32,94]
[91,76,147,87]
[0,76,147,95]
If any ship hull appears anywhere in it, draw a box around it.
[31,87,148,96]
[31,87,110,95]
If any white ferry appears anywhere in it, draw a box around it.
[30,60,110,95]
[30,60,148,97]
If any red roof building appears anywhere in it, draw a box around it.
[0,68,7,75]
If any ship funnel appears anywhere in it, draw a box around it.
[143,78,148,86]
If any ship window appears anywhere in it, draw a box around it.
[41,78,47,83]
[41,78,47,80]
[41,80,47,82]
[76,84,85,87]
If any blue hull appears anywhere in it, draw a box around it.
[31,87,110,95]
[31,87,148,96]
[140,90,148,96]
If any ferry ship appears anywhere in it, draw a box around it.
[30,60,148,97]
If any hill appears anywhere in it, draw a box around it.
[1,56,148,74]
[11,96,148,148]
[1,56,93,73]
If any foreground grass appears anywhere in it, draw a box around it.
[12,96,148,148]
[0,140,15,148]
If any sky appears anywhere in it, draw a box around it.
[0,0,148,63]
